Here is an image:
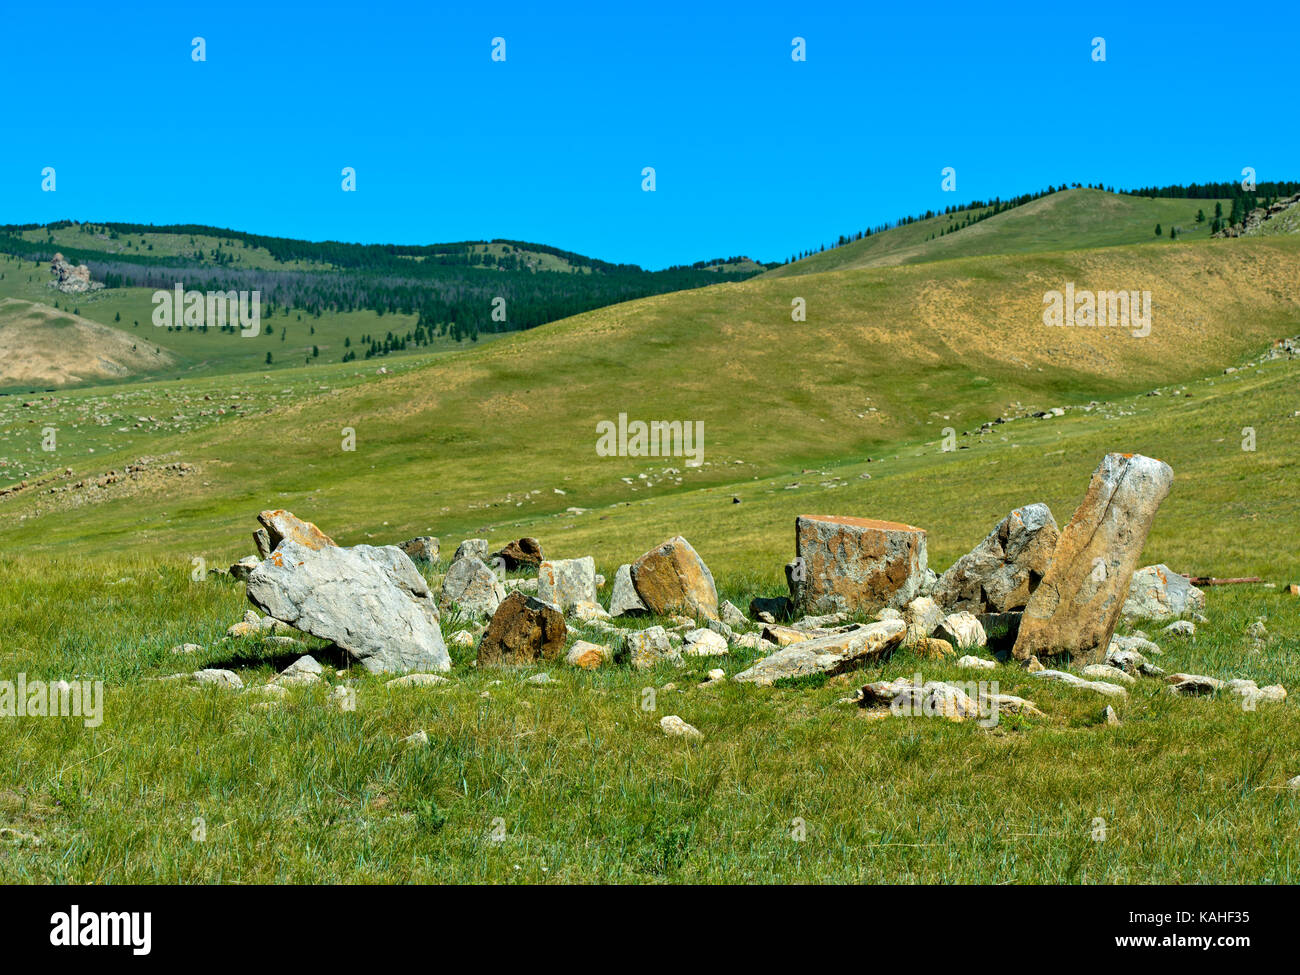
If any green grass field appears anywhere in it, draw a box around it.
[1,191,1298,882]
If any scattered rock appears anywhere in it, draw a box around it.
[1164,620,1195,638]
[537,556,598,613]
[571,600,611,622]
[1013,453,1174,665]
[1165,673,1225,697]
[1032,669,1129,699]
[491,537,543,570]
[683,628,729,656]
[608,563,649,617]
[402,730,430,747]
[787,514,928,615]
[1101,705,1120,726]
[399,536,439,563]
[904,596,945,645]
[565,640,613,669]
[933,612,987,649]
[386,673,451,688]
[169,643,204,655]
[626,626,682,669]
[931,503,1059,613]
[1121,564,1206,622]
[193,669,243,690]
[631,536,720,620]
[275,654,324,687]
[439,556,506,618]
[956,655,996,670]
[477,592,568,666]
[915,637,955,660]
[248,541,450,674]
[253,528,272,560]
[258,509,336,552]
[526,673,555,685]
[1081,664,1136,686]
[450,630,476,649]
[1226,679,1287,706]
[719,600,750,629]
[1024,655,1045,673]
[452,539,490,563]
[660,715,702,739]
[733,619,906,685]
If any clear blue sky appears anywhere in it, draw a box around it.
[3,1,1296,269]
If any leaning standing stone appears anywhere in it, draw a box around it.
[630,536,720,620]
[1012,453,1173,665]
[439,556,505,618]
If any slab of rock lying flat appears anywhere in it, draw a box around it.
[439,556,505,618]
[492,537,543,570]
[537,557,598,613]
[477,592,567,666]
[932,503,1059,613]
[1031,669,1129,699]
[1012,454,1174,665]
[247,540,450,674]
[733,619,906,685]
[258,509,336,552]
[1121,564,1206,623]
[788,515,928,616]
[630,536,719,620]
[399,536,439,563]
[608,564,648,617]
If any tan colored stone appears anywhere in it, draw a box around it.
[565,640,612,670]
[1012,454,1173,665]
[915,637,955,660]
[630,536,719,620]
[788,515,928,616]
[258,509,336,552]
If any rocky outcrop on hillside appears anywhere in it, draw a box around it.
[48,253,103,293]
[1213,193,1300,237]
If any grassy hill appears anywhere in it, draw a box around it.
[767,188,1232,277]
[2,234,1298,564]
[0,297,174,388]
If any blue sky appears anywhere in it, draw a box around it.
[3,1,1296,268]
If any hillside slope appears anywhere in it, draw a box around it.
[0,298,174,389]
[2,235,1297,557]
[767,189,1229,277]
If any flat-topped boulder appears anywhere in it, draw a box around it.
[788,515,928,616]
[1013,453,1173,665]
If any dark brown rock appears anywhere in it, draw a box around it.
[477,592,567,666]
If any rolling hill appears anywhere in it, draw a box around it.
[766,188,1233,277]
[0,297,174,389]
